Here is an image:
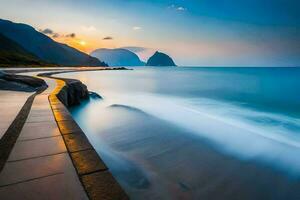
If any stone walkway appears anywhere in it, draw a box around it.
[0,78,88,199]
[0,90,33,139]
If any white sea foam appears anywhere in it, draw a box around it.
[106,93,300,175]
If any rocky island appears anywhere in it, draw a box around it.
[146,51,176,66]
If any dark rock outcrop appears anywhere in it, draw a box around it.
[0,19,107,67]
[56,80,103,106]
[56,79,89,107]
[0,71,47,92]
[89,92,102,99]
[90,48,144,66]
[146,51,176,66]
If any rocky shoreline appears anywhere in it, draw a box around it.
[0,71,47,92]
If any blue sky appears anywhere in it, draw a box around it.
[0,0,299,66]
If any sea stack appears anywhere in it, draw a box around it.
[146,51,176,66]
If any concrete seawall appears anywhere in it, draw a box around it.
[0,67,129,199]
[48,77,129,200]
[0,76,88,199]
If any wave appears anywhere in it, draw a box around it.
[110,93,300,175]
[108,104,149,115]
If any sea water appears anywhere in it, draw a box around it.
[59,67,300,199]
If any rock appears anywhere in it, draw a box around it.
[146,51,176,66]
[89,92,102,99]
[0,71,47,92]
[56,79,89,107]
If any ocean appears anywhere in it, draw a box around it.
[59,67,300,199]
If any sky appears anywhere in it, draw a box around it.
[0,0,299,66]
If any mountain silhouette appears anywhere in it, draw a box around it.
[146,51,176,66]
[90,48,144,66]
[0,33,44,66]
[0,19,107,66]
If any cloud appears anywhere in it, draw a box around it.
[66,33,76,38]
[103,36,113,40]
[40,28,61,38]
[52,33,60,38]
[133,26,142,31]
[122,46,147,53]
[39,28,76,39]
[168,4,187,12]
[40,28,54,34]
[177,7,187,11]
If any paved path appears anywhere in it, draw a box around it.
[0,90,33,139]
[0,77,88,199]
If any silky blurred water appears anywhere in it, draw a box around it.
[60,67,300,199]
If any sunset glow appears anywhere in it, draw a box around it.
[0,0,299,66]
[1,1,300,199]
[79,40,86,46]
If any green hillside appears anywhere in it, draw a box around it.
[0,33,44,66]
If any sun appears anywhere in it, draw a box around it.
[79,40,86,46]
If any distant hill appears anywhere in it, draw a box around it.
[0,19,107,66]
[0,33,44,66]
[90,48,144,66]
[146,51,176,66]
